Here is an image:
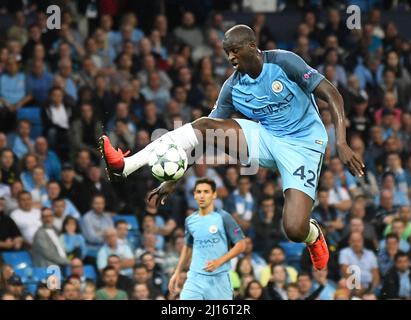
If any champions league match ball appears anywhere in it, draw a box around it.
[148,142,188,182]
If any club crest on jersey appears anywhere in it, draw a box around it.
[271,80,283,93]
[209,225,218,234]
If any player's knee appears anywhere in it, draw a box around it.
[283,221,306,242]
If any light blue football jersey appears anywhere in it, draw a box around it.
[209,49,328,153]
[184,209,244,275]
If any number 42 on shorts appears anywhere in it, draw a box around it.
[293,165,316,188]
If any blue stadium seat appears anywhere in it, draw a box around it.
[14,267,32,283]
[279,241,306,270]
[31,267,48,282]
[16,106,43,139]
[1,251,33,270]
[112,214,139,231]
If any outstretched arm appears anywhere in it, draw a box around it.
[314,79,365,177]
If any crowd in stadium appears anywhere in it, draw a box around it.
[0,0,411,300]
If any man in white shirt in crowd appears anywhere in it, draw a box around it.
[10,191,41,245]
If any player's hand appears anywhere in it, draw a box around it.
[204,259,223,272]
[168,272,180,294]
[147,180,177,206]
[336,142,365,177]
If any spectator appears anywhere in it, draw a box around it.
[0,148,19,185]
[297,272,314,300]
[41,86,72,161]
[234,237,267,281]
[259,246,298,286]
[225,176,255,234]
[68,258,91,290]
[320,170,353,215]
[384,206,411,240]
[379,218,410,253]
[115,219,139,252]
[34,136,61,181]
[340,215,378,251]
[131,283,151,300]
[31,207,70,267]
[378,233,401,276]
[108,119,136,154]
[43,180,80,219]
[312,188,344,244]
[242,280,265,300]
[83,280,96,300]
[0,196,23,252]
[29,166,48,206]
[60,216,87,260]
[97,227,134,277]
[81,194,114,246]
[8,119,34,159]
[140,252,167,295]
[10,191,41,245]
[19,153,42,191]
[96,266,128,300]
[3,180,23,215]
[0,56,32,132]
[173,12,204,49]
[59,163,87,214]
[139,101,167,135]
[62,281,81,300]
[102,254,133,292]
[380,251,411,299]
[82,165,119,213]
[311,267,337,300]
[339,232,380,293]
[69,103,103,161]
[264,265,289,300]
[286,283,301,300]
[130,263,162,299]
[26,58,54,105]
[252,196,285,254]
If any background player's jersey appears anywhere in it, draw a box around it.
[184,209,244,275]
[209,49,328,153]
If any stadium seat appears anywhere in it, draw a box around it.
[25,283,38,296]
[14,267,32,283]
[16,106,43,139]
[279,241,306,270]
[31,267,49,282]
[1,251,33,270]
[112,214,139,231]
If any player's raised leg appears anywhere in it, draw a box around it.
[98,117,247,179]
[282,189,329,270]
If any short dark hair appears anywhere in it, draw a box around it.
[108,254,120,261]
[102,266,116,275]
[17,190,31,199]
[298,271,312,280]
[114,219,128,227]
[386,233,399,242]
[394,251,409,262]
[194,177,216,192]
[133,263,148,272]
[318,187,329,194]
